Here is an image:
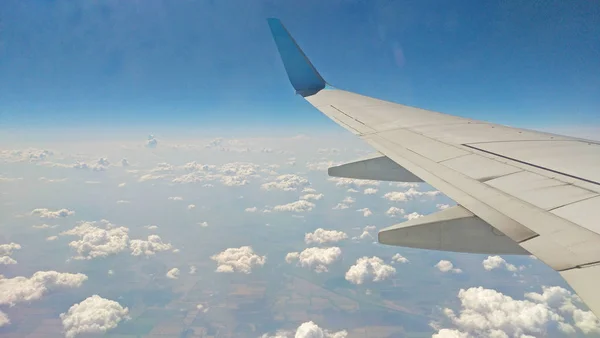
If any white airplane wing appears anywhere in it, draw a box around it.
[268,18,600,316]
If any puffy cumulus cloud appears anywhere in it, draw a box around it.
[33,223,58,229]
[61,220,130,260]
[302,187,317,193]
[390,182,420,188]
[385,207,405,217]
[353,225,377,241]
[60,295,129,338]
[345,256,396,285]
[435,260,462,274]
[391,253,409,264]
[437,203,450,210]
[261,174,310,191]
[333,196,356,210]
[260,321,348,338]
[0,310,8,327]
[146,134,158,148]
[286,247,342,273]
[0,271,87,306]
[129,235,173,257]
[245,207,258,212]
[166,268,180,279]
[328,177,380,189]
[364,188,378,195]
[305,228,348,245]
[172,161,259,186]
[357,207,372,217]
[306,160,340,172]
[435,285,600,337]
[272,200,315,213]
[300,193,324,201]
[46,236,58,241]
[383,188,441,202]
[211,246,266,274]
[482,255,519,272]
[144,225,158,230]
[0,148,53,162]
[31,208,75,219]
[0,243,21,265]
[404,212,423,220]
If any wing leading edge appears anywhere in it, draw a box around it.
[267,18,600,316]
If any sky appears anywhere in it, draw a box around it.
[0,0,599,137]
[2,1,600,338]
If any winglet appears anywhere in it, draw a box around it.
[267,18,327,97]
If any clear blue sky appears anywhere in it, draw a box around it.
[1,0,599,133]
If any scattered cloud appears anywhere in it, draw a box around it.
[286,247,342,273]
[0,271,87,306]
[385,207,405,217]
[31,208,75,219]
[245,207,258,212]
[187,204,196,210]
[61,220,130,260]
[364,188,378,195]
[130,235,173,257]
[391,253,409,264]
[345,256,396,285]
[168,196,183,201]
[260,321,347,338]
[261,174,310,191]
[272,200,315,213]
[305,228,348,245]
[211,246,266,274]
[146,135,158,148]
[383,188,441,202]
[300,193,324,201]
[435,260,462,274]
[404,212,423,220]
[61,295,129,338]
[166,268,180,279]
[482,255,519,272]
[0,243,21,265]
[357,207,372,217]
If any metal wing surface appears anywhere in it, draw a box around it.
[267,18,600,316]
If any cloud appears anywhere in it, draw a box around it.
[144,225,158,230]
[118,182,126,187]
[482,255,519,272]
[166,268,180,279]
[391,253,409,264]
[0,243,21,265]
[211,246,266,274]
[146,135,158,148]
[328,177,380,188]
[46,236,58,241]
[32,223,58,229]
[437,204,450,210]
[364,188,378,195]
[404,212,423,220]
[245,207,258,212]
[272,200,315,213]
[39,177,67,183]
[261,174,310,191]
[198,221,209,227]
[168,196,183,201]
[385,207,405,217]
[435,286,600,337]
[305,228,348,245]
[129,235,173,257]
[0,310,8,327]
[0,271,87,306]
[187,204,196,210]
[60,295,129,338]
[345,256,396,285]
[61,220,130,260]
[189,265,197,274]
[435,260,462,274]
[357,208,372,217]
[121,158,130,166]
[260,321,348,338]
[116,200,130,204]
[383,188,441,202]
[286,247,342,273]
[300,193,324,201]
[31,208,75,219]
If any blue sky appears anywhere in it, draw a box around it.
[1,0,599,133]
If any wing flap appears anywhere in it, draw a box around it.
[328,154,423,182]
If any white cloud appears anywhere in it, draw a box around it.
[0,256,16,265]
[166,268,180,279]
[146,134,158,148]
[435,260,462,274]
[437,203,450,210]
[385,207,405,217]
[211,246,266,274]
[0,310,8,327]
[286,247,342,273]
[300,193,324,201]
[391,253,409,264]
[245,207,258,212]
[0,271,87,306]
[61,220,130,260]
[144,225,158,230]
[364,188,378,195]
[116,200,130,204]
[118,182,126,187]
[383,188,441,202]
[347,188,358,193]
[302,187,316,193]
[129,235,173,257]
[273,200,315,213]
[189,265,197,274]
[332,203,349,210]
[31,208,75,219]
[198,221,209,227]
[187,204,196,210]
[39,177,67,183]
[328,177,380,188]
[121,158,129,166]
[345,256,396,285]
[32,223,58,229]
[305,228,348,245]
[0,243,21,265]
[261,174,310,191]
[482,255,518,272]
[168,196,183,201]
[60,295,129,338]
[46,236,58,241]
[435,285,600,337]
[357,208,372,217]
[306,160,339,171]
[262,321,348,338]
[404,212,423,220]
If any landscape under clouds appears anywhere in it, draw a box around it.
[1,132,599,337]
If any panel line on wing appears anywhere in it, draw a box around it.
[463,144,600,186]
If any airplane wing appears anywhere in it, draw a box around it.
[267,18,600,316]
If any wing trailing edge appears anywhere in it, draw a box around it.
[328,153,423,182]
[378,205,530,255]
